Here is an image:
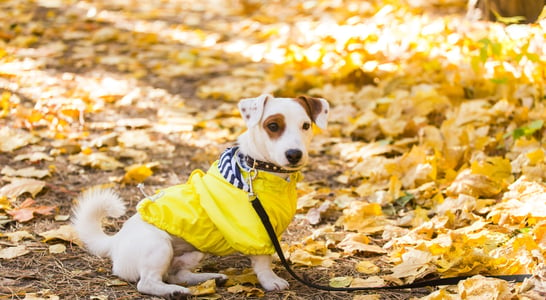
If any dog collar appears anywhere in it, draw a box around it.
[244,155,297,174]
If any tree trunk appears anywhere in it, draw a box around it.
[467,0,545,23]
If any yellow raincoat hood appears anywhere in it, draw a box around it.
[137,160,302,256]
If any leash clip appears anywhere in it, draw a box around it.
[247,167,258,200]
[137,183,151,198]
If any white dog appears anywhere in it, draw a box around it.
[72,94,329,298]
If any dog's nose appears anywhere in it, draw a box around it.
[285,149,303,165]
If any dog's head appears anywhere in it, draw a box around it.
[237,94,329,171]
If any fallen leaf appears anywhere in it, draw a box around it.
[1,166,50,179]
[122,164,154,184]
[226,284,264,297]
[188,279,217,296]
[7,198,56,222]
[338,233,387,255]
[224,271,259,287]
[13,152,54,162]
[4,230,34,243]
[353,294,381,300]
[289,248,335,267]
[390,249,436,282]
[329,276,353,288]
[0,127,40,152]
[39,225,82,246]
[350,276,386,288]
[0,245,29,259]
[458,275,514,299]
[105,278,128,286]
[68,152,124,171]
[0,178,46,198]
[356,260,381,274]
[0,196,10,210]
[49,243,66,254]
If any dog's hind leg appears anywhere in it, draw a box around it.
[135,243,191,297]
[167,252,228,286]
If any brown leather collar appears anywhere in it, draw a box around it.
[244,156,297,173]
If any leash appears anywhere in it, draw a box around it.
[246,169,532,291]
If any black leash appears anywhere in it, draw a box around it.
[250,197,532,291]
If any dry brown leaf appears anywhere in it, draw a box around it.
[226,284,264,297]
[350,276,385,288]
[39,225,82,246]
[1,166,50,179]
[48,243,66,254]
[13,152,53,162]
[0,245,29,259]
[0,127,40,152]
[289,248,336,267]
[4,230,34,243]
[7,198,56,222]
[337,233,387,255]
[0,178,46,198]
[68,152,124,171]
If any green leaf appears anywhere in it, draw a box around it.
[329,276,353,288]
[395,193,415,207]
[506,120,544,140]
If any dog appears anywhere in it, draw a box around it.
[72,94,329,298]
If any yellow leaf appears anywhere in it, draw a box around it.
[342,202,386,233]
[356,260,380,274]
[289,248,334,267]
[390,249,436,280]
[188,279,217,296]
[458,275,514,299]
[471,156,513,187]
[224,271,259,287]
[122,164,153,184]
[0,196,10,210]
[226,284,264,297]
[526,148,544,165]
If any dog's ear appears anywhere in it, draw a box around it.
[238,94,273,127]
[296,96,330,129]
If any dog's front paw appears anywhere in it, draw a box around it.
[258,273,289,291]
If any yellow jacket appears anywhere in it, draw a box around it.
[137,160,302,256]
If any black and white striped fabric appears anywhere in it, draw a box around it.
[218,146,250,192]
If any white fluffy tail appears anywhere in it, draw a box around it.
[72,187,126,257]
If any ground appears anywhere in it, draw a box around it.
[2,0,546,299]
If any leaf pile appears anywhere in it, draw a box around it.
[1,0,545,299]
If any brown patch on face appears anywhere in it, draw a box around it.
[263,113,286,139]
[294,95,324,123]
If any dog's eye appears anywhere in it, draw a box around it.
[267,122,280,132]
[302,122,311,130]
